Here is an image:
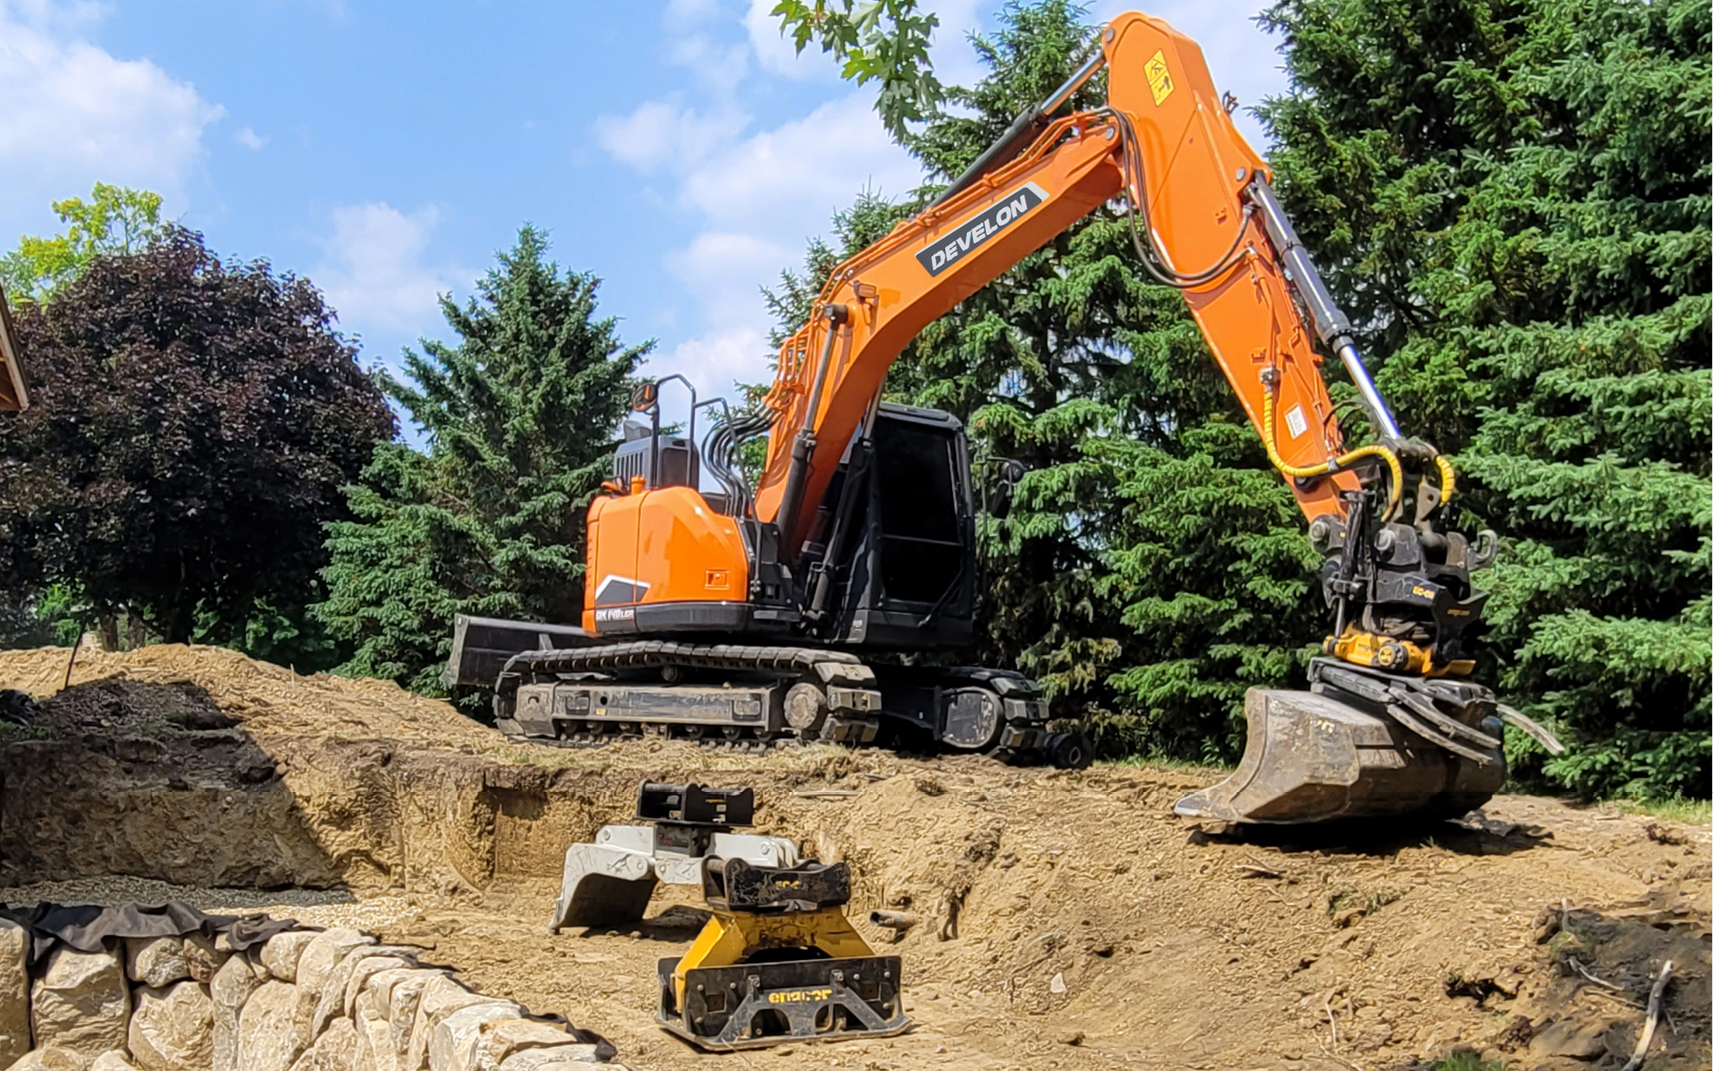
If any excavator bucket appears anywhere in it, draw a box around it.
[1175,662,1511,824]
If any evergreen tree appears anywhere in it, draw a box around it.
[316,228,647,694]
[1260,0,1711,798]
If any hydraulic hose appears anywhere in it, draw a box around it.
[1434,454,1456,508]
[1260,379,1403,521]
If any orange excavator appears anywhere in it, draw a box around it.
[448,11,1562,822]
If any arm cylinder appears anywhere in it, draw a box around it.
[1247,177,1400,440]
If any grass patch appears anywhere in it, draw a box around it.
[1613,797,1711,825]
[1096,753,1227,775]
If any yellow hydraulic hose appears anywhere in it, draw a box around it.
[1261,380,1404,521]
[1434,454,1456,508]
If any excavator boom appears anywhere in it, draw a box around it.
[755,13,1362,549]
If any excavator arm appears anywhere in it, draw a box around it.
[757,13,1368,548]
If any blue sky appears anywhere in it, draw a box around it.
[0,0,1293,432]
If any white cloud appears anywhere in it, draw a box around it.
[679,93,920,234]
[594,100,748,175]
[642,93,921,395]
[235,126,267,150]
[311,202,464,337]
[0,0,224,217]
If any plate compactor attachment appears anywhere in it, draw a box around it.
[1174,659,1563,824]
[658,855,908,1050]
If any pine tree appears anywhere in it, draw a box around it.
[316,227,647,694]
[1260,0,1711,797]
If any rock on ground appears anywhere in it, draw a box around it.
[235,980,303,1071]
[496,1049,615,1071]
[182,932,227,983]
[477,1020,581,1068]
[428,1001,524,1071]
[286,1016,357,1071]
[91,1052,142,1071]
[407,974,489,1071]
[128,980,214,1071]
[30,945,131,1059]
[0,917,29,1067]
[124,937,189,989]
[210,953,261,1071]
[260,931,317,984]
[7,1047,89,1071]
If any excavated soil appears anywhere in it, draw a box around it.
[0,644,1707,1071]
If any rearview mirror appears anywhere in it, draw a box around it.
[630,381,659,412]
[987,458,1027,519]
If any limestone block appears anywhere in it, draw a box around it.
[293,929,372,997]
[235,980,304,1071]
[472,1020,579,1071]
[91,1052,142,1071]
[386,972,442,1058]
[30,945,131,1058]
[7,1046,89,1071]
[285,1016,357,1071]
[343,957,416,1021]
[182,933,228,984]
[0,917,30,1067]
[428,1002,524,1071]
[260,932,318,984]
[495,1048,608,1070]
[311,949,413,1041]
[124,937,190,988]
[211,954,261,1071]
[128,981,214,1071]
[354,1002,398,1071]
[358,967,420,1022]
[406,975,488,1071]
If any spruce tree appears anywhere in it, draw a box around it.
[1261,0,1711,797]
[316,228,647,693]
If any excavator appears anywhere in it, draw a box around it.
[447,10,1563,823]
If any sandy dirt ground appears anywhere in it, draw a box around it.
[1,645,1707,1071]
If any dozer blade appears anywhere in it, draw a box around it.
[1174,686,1505,824]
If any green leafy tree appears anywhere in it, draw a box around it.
[1260,0,1711,798]
[770,0,946,140]
[316,227,648,694]
[0,226,395,652]
[0,184,168,301]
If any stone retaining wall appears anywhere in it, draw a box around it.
[0,915,627,1071]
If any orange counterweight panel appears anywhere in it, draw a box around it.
[583,487,749,635]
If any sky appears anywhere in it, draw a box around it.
[0,0,1296,435]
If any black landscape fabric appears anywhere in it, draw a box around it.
[0,900,311,969]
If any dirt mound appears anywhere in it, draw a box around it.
[1,645,1707,1070]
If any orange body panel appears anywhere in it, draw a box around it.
[583,486,749,633]
[751,11,1359,556]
